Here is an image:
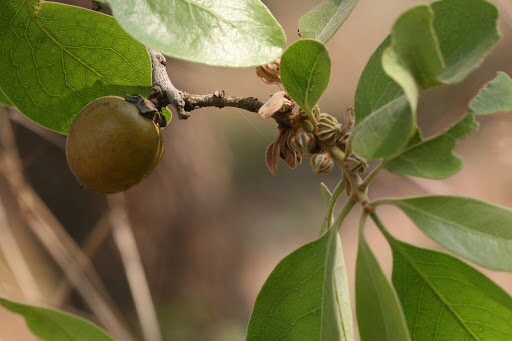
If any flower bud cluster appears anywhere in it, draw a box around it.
[315,113,342,145]
[262,91,354,176]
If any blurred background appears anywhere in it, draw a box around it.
[1,0,511,340]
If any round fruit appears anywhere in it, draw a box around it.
[66,96,164,193]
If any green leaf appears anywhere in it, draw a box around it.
[390,240,512,340]
[384,112,478,179]
[384,0,499,104]
[0,88,13,107]
[0,0,151,134]
[352,96,414,160]
[354,37,401,123]
[280,39,331,114]
[356,234,410,341]
[247,226,354,340]
[106,0,285,67]
[352,0,499,161]
[0,297,115,341]
[298,0,358,43]
[161,106,173,126]
[433,0,500,84]
[470,72,512,114]
[382,196,512,271]
[381,5,444,111]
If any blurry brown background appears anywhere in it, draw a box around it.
[1,0,511,340]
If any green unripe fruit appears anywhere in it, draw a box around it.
[66,96,164,193]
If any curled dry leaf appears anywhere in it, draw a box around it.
[258,91,291,119]
[265,128,292,175]
[256,59,281,84]
[265,141,280,175]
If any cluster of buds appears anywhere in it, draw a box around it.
[260,98,353,175]
[256,61,356,176]
[315,113,342,145]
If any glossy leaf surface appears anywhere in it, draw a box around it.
[299,0,358,43]
[0,0,152,134]
[107,0,286,67]
[280,39,331,114]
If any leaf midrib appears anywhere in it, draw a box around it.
[392,241,479,340]
[396,200,511,243]
[304,50,326,111]
[26,1,111,83]
[180,0,238,30]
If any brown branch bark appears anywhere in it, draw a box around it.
[148,49,264,119]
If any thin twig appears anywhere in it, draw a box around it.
[108,194,162,341]
[53,213,112,306]
[148,49,264,119]
[0,194,41,302]
[0,111,135,341]
[183,91,263,113]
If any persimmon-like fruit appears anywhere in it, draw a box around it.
[66,96,164,193]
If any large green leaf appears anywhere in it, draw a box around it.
[381,196,512,271]
[298,0,358,43]
[382,71,509,181]
[351,96,414,159]
[106,0,285,67]
[0,88,13,107]
[356,233,410,341]
[384,112,478,179]
[247,226,353,340]
[381,5,444,111]
[433,0,500,84]
[0,297,114,341]
[352,0,499,160]
[470,72,512,114]
[280,39,331,114]
[390,240,512,340]
[353,37,400,124]
[0,0,151,134]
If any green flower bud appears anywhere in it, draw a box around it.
[315,113,342,145]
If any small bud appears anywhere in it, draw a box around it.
[287,128,316,154]
[310,152,334,174]
[315,113,342,145]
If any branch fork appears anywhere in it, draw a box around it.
[148,49,264,119]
